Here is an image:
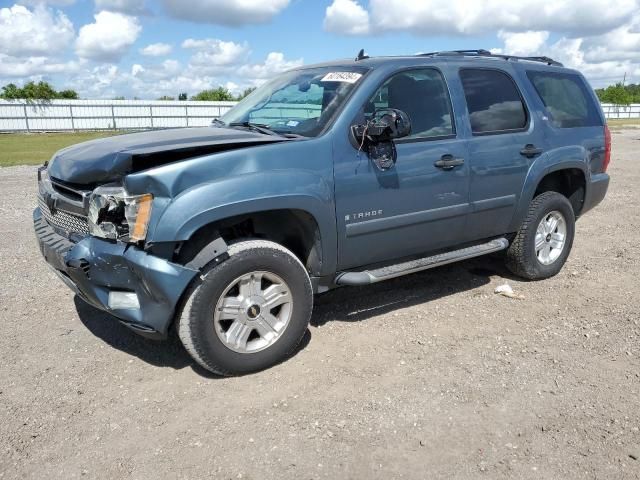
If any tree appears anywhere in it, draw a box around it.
[157,95,175,100]
[0,81,79,101]
[178,92,188,101]
[58,89,79,99]
[236,87,256,100]
[595,83,634,105]
[191,87,235,101]
[0,83,21,99]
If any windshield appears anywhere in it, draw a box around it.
[219,66,368,137]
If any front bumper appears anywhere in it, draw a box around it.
[34,208,198,339]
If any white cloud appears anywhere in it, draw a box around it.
[581,14,640,63]
[162,0,290,26]
[237,52,303,80]
[0,4,75,57]
[491,22,640,87]
[75,11,142,62]
[18,0,75,6]
[494,31,550,57]
[324,0,638,36]
[183,38,250,72]
[140,42,172,56]
[0,53,78,77]
[94,0,146,14]
[324,0,370,35]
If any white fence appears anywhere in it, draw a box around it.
[0,99,636,132]
[601,103,640,119]
[0,99,237,132]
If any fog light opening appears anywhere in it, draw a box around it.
[108,291,140,310]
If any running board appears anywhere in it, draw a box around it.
[335,238,509,286]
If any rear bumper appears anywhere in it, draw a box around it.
[581,173,610,216]
[34,208,198,339]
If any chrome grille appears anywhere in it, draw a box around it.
[38,195,89,235]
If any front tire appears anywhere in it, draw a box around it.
[506,191,575,280]
[177,240,313,376]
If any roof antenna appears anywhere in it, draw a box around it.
[355,49,369,61]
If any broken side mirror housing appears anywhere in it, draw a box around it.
[352,108,412,171]
[352,108,412,143]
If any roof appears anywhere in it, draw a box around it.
[298,49,566,72]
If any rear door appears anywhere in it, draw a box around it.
[459,67,547,242]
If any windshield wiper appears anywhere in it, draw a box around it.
[211,118,226,127]
[229,121,280,136]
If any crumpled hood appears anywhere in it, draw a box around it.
[47,127,289,185]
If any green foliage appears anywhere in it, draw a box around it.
[178,92,188,101]
[191,86,260,102]
[595,83,640,104]
[0,81,79,101]
[237,87,257,100]
[113,96,126,100]
[157,95,175,101]
[58,89,79,99]
[191,87,235,101]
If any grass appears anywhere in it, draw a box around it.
[0,131,118,167]
[1,120,639,167]
[607,118,640,127]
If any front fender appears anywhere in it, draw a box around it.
[508,148,588,231]
[149,170,337,275]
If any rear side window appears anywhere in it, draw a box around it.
[526,71,603,128]
[460,69,528,134]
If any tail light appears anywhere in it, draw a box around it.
[603,124,611,172]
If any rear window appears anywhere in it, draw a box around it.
[460,69,528,134]
[526,71,603,128]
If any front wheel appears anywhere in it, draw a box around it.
[177,240,313,376]
[506,191,576,280]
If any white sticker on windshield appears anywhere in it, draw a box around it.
[321,72,362,83]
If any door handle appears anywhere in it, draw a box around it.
[434,155,464,170]
[520,144,543,158]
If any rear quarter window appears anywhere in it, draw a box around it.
[526,71,603,128]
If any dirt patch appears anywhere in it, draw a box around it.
[1,132,639,479]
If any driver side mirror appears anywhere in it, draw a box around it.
[351,108,411,171]
[352,108,412,142]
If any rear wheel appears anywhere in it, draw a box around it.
[506,191,575,280]
[177,240,313,376]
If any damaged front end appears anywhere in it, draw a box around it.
[33,126,285,337]
[34,166,200,339]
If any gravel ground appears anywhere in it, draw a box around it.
[1,131,639,480]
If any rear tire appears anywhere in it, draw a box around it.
[506,191,575,280]
[177,239,313,376]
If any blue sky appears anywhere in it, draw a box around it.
[1,0,639,98]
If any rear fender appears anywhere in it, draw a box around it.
[509,148,588,232]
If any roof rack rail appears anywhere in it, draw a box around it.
[418,49,563,67]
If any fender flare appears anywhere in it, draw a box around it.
[509,156,588,232]
[149,171,338,276]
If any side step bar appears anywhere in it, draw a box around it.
[335,238,509,286]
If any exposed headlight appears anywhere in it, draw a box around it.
[88,186,153,242]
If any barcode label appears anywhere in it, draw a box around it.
[321,72,363,83]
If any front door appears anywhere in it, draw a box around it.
[334,67,470,270]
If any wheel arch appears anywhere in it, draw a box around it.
[509,158,587,231]
[148,171,338,276]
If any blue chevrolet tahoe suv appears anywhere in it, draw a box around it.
[34,50,610,375]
